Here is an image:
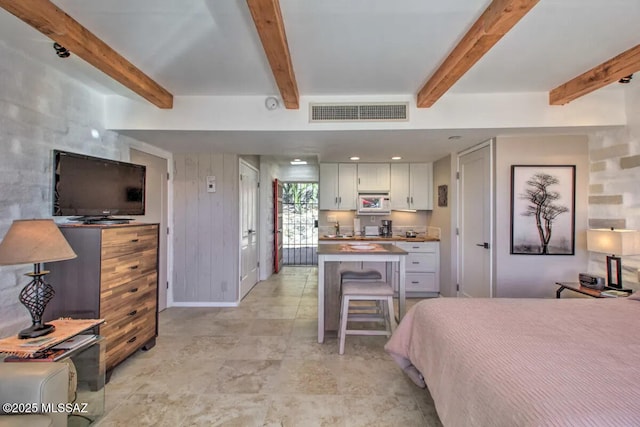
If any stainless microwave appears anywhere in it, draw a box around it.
[357,194,391,215]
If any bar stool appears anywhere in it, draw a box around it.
[339,269,384,318]
[338,280,395,355]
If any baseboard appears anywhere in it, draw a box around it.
[169,301,239,308]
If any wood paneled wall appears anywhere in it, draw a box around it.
[173,153,239,303]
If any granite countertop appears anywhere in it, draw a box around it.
[318,235,440,242]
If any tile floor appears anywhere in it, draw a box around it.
[94,267,442,426]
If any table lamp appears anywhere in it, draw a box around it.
[0,219,76,339]
[586,228,640,290]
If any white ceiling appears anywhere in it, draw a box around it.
[0,0,638,162]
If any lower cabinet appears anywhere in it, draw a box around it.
[395,241,440,294]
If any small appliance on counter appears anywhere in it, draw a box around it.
[353,218,361,236]
[364,225,380,236]
[405,230,417,238]
[380,220,392,237]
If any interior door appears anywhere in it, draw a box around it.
[130,149,168,311]
[458,143,492,298]
[240,161,259,300]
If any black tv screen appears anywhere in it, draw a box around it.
[53,150,146,217]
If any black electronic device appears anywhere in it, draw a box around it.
[53,150,146,222]
[578,273,605,290]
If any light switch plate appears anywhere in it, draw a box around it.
[206,176,216,193]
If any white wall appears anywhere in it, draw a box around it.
[278,164,318,182]
[0,41,143,336]
[431,155,453,296]
[494,135,589,298]
[172,153,239,304]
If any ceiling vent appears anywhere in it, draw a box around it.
[310,102,408,122]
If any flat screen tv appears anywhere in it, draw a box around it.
[53,150,146,221]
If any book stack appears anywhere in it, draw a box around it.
[600,289,630,298]
[4,334,97,362]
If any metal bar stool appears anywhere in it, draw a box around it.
[338,280,395,355]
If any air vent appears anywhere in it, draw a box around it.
[310,102,408,122]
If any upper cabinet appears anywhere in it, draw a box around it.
[357,164,390,192]
[319,163,357,210]
[390,163,433,210]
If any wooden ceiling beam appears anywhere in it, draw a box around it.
[0,0,173,109]
[417,0,539,108]
[550,44,640,105]
[247,0,299,109]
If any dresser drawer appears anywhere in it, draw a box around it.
[101,225,158,260]
[395,241,437,253]
[100,273,157,324]
[406,253,437,272]
[406,273,438,292]
[100,247,157,291]
[103,310,156,369]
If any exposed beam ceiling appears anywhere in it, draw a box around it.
[550,44,640,106]
[416,0,539,108]
[246,0,299,109]
[0,0,173,109]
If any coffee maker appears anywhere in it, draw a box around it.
[380,220,392,237]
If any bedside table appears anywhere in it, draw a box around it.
[555,282,605,298]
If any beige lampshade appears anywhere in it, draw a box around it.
[586,228,640,256]
[0,219,77,265]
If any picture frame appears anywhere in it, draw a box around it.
[510,165,575,255]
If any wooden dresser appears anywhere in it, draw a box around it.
[45,223,159,374]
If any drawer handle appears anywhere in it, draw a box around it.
[130,265,139,270]
[127,336,137,344]
[411,281,419,284]
[131,239,139,243]
[412,261,420,264]
[412,246,420,249]
[128,310,138,316]
[129,287,139,293]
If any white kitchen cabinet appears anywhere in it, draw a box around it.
[319,163,357,210]
[357,163,390,192]
[390,163,433,210]
[394,241,439,294]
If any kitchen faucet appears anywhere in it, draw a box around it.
[334,221,340,235]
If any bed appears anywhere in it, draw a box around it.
[385,296,640,427]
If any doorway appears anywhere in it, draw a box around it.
[130,149,169,311]
[239,160,259,299]
[457,141,493,298]
[282,182,318,265]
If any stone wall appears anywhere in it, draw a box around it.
[0,41,134,336]
[588,126,640,289]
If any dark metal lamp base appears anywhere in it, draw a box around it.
[18,323,55,339]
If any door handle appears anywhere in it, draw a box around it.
[476,242,490,249]
[248,229,255,234]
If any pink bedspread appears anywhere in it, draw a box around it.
[385,297,640,427]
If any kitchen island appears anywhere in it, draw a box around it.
[317,243,407,344]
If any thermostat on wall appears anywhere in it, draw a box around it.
[206,176,216,193]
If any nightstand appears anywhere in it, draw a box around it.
[555,282,605,298]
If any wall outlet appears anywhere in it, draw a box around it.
[370,216,375,222]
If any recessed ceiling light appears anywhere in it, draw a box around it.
[391,156,402,160]
[448,135,461,140]
[290,159,307,165]
[350,156,360,161]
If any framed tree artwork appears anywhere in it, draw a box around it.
[510,165,575,255]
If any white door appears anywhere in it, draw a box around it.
[458,143,492,298]
[319,163,339,210]
[337,163,357,210]
[409,163,433,210]
[239,161,259,300]
[130,149,169,311]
